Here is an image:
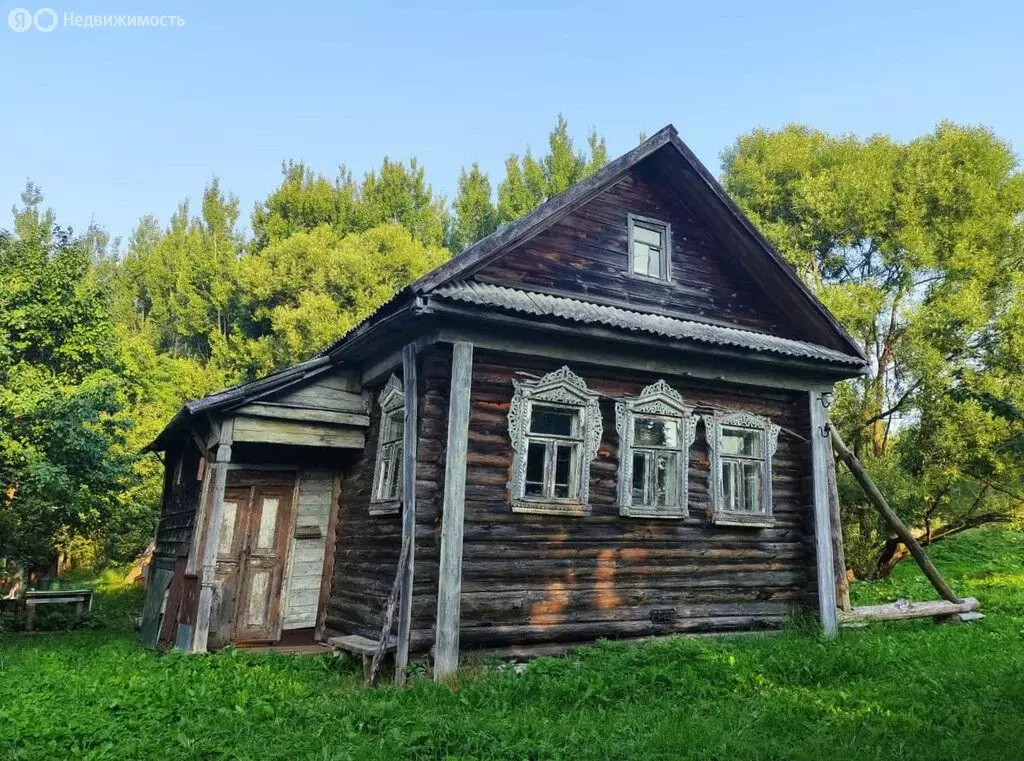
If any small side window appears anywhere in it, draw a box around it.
[706,412,780,528]
[370,374,404,514]
[628,214,671,282]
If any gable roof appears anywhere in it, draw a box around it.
[321,124,866,364]
[152,126,868,451]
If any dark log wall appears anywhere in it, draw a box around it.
[472,162,808,340]
[325,354,445,649]
[458,349,816,648]
[153,440,205,563]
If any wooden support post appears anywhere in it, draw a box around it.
[809,392,838,638]
[434,342,473,682]
[191,417,234,653]
[830,426,962,604]
[394,344,418,685]
[826,445,852,612]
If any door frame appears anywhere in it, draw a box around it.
[205,467,300,646]
[231,482,296,643]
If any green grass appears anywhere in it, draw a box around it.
[2,529,1023,761]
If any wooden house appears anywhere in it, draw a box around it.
[140,125,867,677]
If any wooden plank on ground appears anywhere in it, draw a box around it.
[839,597,979,624]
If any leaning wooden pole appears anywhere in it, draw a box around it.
[394,344,418,686]
[829,426,962,604]
[369,533,411,687]
[825,448,852,612]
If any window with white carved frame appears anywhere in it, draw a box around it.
[615,380,698,519]
[370,374,404,514]
[507,367,603,516]
[706,412,780,528]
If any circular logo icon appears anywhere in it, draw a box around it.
[34,8,58,32]
[8,7,34,31]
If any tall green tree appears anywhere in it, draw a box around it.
[354,158,447,246]
[722,122,1024,575]
[235,223,449,373]
[449,163,499,252]
[497,116,608,223]
[117,179,242,362]
[251,162,357,251]
[0,184,136,568]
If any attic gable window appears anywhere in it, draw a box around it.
[615,380,698,519]
[706,412,780,528]
[628,214,671,282]
[507,366,603,517]
[370,374,404,515]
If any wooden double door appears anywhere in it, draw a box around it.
[214,474,295,644]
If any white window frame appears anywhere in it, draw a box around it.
[627,213,672,283]
[706,411,780,528]
[369,373,404,515]
[507,366,603,517]
[615,380,698,519]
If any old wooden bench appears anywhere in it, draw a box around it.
[23,589,93,631]
[327,634,396,681]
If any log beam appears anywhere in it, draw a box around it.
[191,416,234,652]
[809,392,838,637]
[434,342,473,681]
[839,597,979,624]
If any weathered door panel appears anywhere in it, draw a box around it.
[232,486,294,642]
[209,486,252,648]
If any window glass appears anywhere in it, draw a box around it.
[654,452,678,506]
[634,224,663,247]
[530,406,575,436]
[525,442,546,496]
[722,428,763,457]
[632,452,647,504]
[632,222,665,279]
[381,411,403,443]
[634,417,678,447]
[723,460,763,513]
[553,444,574,499]
[743,463,762,511]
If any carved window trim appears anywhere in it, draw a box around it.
[615,380,699,519]
[369,374,404,516]
[627,213,672,284]
[507,366,603,517]
[706,411,780,528]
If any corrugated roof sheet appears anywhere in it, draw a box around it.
[433,282,865,367]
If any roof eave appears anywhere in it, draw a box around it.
[427,296,868,379]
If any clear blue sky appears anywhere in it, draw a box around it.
[2,0,1021,244]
